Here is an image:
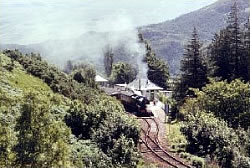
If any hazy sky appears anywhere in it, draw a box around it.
[0,0,218,44]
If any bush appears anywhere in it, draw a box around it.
[71,139,113,168]
[65,97,140,167]
[191,79,250,129]
[190,156,205,168]
[181,98,250,167]
[110,62,137,84]
[2,50,141,167]
[3,49,100,104]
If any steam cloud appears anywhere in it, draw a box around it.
[36,14,149,76]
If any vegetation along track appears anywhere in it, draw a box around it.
[138,117,192,168]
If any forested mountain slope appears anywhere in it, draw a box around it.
[140,0,249,74]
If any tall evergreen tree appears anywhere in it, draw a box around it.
[172,28,207,118]
[138,34,170,89]
[103,45,114,77]
[208,2,249,81]
[208,30,231,80]
[226,2,248,80]
[178,27,207,97]
[244,18,250,80]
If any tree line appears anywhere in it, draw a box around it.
[172,3,250,167]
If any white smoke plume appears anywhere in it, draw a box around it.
[0,0,149,75]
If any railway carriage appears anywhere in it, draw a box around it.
[111,91,153,117]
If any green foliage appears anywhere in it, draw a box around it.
[166,122,187,153]
[172,28,208,119]
[71,65,97,88]
[103,45,114,77]
[110,62,137,84]
[207,30,231,80]
[144,41,170,89]
[1,52,141,167]
[65,97,140,167]
[191,79,250,129]
[207,3,249,81]
[177,28,208,98]
[14,92,72,168]
[0,93,18,167]
[3,49,100,104]
[71,139,113,168]
[180,79,250,167]
[190,156,205,168]
[109,135,139,167]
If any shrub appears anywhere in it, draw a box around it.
[191,79,250,129]
[190,156,205,168]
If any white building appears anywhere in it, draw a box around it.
[127,78,163,101]
[95,75,108,86]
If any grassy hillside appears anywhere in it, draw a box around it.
[0,53,52,95]
[0,51,140,168]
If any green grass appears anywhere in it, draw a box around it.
[9,70,51,93]
[0,53,51,94]
[136,159,158,168]
[166,121,207,167]
[166,121,187,153]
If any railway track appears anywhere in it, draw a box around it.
[138,117,192,168]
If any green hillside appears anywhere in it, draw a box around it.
[0,51,140,168]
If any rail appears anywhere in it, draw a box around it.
[138,117,192,168]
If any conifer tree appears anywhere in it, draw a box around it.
[244,18,250,80]
[178,27,207,97]
[208,2,249,81]
[172,28,207,118]
[208,30,231,80]
[226,2,248,80]
[139,34,170,89]
[64,60,73,74]
[103,45,114,77]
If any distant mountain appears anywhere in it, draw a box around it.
[140,0,249,74]
[1,0,249,74]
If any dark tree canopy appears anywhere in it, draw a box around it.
[208,2,249,81]
[110,62,137,84]
[178,28,208,97]
[103,45,114,77]
[139,34,170,89]
[71,65,97,88]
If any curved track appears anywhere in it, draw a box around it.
[138,117,192,168]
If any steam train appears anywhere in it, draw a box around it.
[111,91,153,117]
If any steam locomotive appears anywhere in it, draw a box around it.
[111,91,153,117]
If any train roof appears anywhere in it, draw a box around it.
[111,90,134,97]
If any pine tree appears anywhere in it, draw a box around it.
[179,27,207,97]
[139,33,170,89]
[244,18,250,80]
[208,2,249,81]
[172,28,207,118]
[226,2,248,80]
[103,45,114,77]
[208,30,231,80]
